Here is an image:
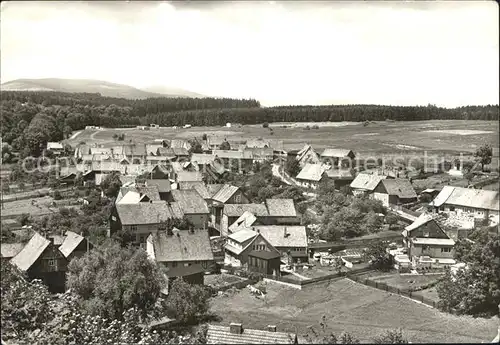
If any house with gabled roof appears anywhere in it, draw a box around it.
[250,225,308,264]
[290,144,320,167]
[403,213,456,269]
[220,199,299,236]
[212,150,254,174]
[430,186,500,220]
[350,173,389,196]
[207,323,297,344]
[146,228,214,285]
[10,232,68,293]
[296,163,328,189]
[320,148,356,168]
[109,202,184,245]
[58,231,92,261]
[171,189,210,228]
[224,229,281,276]
[144,179,172,200]
[116,185,162,204]
[372,178,418,206]
[179,181,211,199]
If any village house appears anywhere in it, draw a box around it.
[429,186,500,224]
[146,228,214,285]
[320,148,356,169]
[157,147,190,160]
[295,163,328,189]
[176,171,204,184]
[47,142,64,155]
[10,232,68,293]
[324,168,355,189]
[58,231,93,262]
[244,147,274,163]
[170,189,210,228]
[224,229,281,276]
[212,150,254,174]
[109,202,184,246]
[206,323,298,344]
[145,143,164,155]
[144,179,172,200]
[371,178,418,206]
[288,144,321,167]
[402,213,456,269]
[169,139,192,151]
[178,181,211,200]
[350,173,389,197]
[191,153,216,170]
[207,184,249,230]
[206,137,227,151]
[249,225,309,264]
[220,199,299,236]
[116,185,162,204]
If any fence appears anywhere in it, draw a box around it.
[348,275,439,309]
[212,277,259,293]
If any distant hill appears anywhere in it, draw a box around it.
[0,78,202,99]
[140,85,206,98]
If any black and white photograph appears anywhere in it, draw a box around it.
[0,1,499,344]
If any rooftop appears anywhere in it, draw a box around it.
[430,186,499,211]
[224,204,269,218]
[379,179,417,199]
[350,173,388,191]
[265,199,297,217]
[207,324,297,344]
[59,231,85,258]
[179,181,211,199]
[116,202,183,225]
[251,225,308,248]
[171,189,210,214]
[412,237,455,246]
[11,232,51,271]
[296,163,325,182]
[148,229,214,262]
[321,148,354,158]
[212,184,240,203]
[177,171,203,182]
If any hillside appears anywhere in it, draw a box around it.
[0,78,199,100]
[140,85,206,98]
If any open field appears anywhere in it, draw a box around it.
[0,196,58,218]
[209,278,498,343]
[204,273,243,288]
[66,121,499,164]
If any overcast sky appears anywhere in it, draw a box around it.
[1,1,498,107]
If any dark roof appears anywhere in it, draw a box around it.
[179,181,211,199]
[149,229,214,262]
[207,324,297,344]
[145,179,171,193]
[380,179,417,199]
[171,189,210,214]
[59,231,85,258]
[265,199,297,217]
[11,232,50,271]
[116,203,184,225]
[248,250,282,260]
[212,184,239,203]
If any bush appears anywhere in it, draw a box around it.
[262,122,269,128]
[53,191,62,200]
[304,125,311,130]
[312,125,319,129]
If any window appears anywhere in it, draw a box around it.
[449,206,455,212]
[130,225,138,232]
[441,248,451,253]
[48,259,56,267]
[184,263,191,267]
[235,194,242,203]
[172,262,177,268]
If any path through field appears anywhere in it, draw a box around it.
[68,130,82,140]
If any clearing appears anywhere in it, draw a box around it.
[369,273,443,291]
[210,278,498,343]
[66,120,499,167]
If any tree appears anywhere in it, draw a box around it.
[437,228,500,316]
[100,172,122,198]
[164,278,211,324]
[67,242,165,320]
[373,329,408,344]
[366,240,392,271]
[361,212,383,234]
[321,207,365,240]
[385,213,399,230]
[202,133,208,141]
[285,156,301,177]
[474,144,492,171]
[219,140,231,150]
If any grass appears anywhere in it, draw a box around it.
[204,273,244,288]
[0,196,57,218]
[66,120,499,162]
[209,278,498,343]
[370,273,443,291]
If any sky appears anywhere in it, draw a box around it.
[1,1,498,107]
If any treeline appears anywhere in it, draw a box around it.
[143,104,499,127]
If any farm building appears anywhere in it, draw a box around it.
[403,213,456,269]
[371,178,418,206]
[320,148,356,168]
[224,229,281,276]
[206,323,297,344]
[429,186,500,221]
[146,228,214,285]
[350,173,389,196]
[289,144,321,167]
[213,150,254,174]
[10,232,69,293]
[170,189,210,228]
[295,163,328,189]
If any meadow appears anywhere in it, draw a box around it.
[67,120,499,166]
[209,278,499,343]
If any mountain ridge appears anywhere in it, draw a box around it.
[0,78,204,99]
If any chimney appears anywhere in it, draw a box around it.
[267,325,277,332]
[230,323,243,334]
